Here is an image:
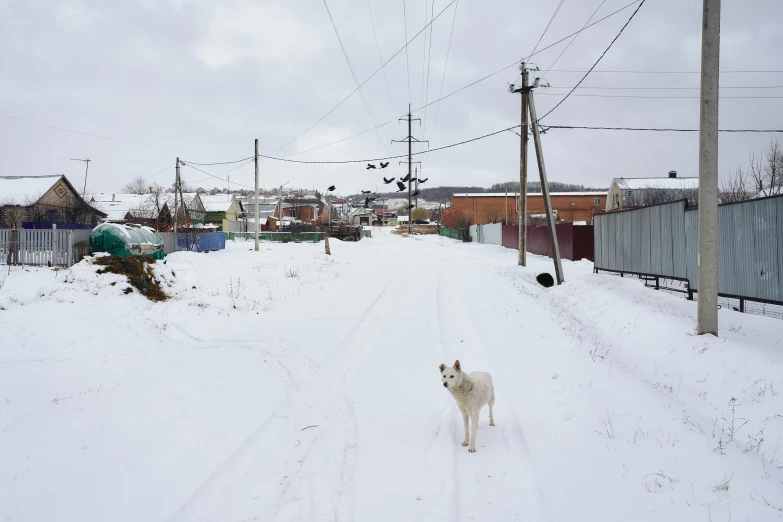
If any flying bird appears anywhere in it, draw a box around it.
[418,178,428,184]
[411,190,420,197]
[369,195,380,201]
[406,204,415,210]
[401,173,411,182]
[327,185,336,191]
[383,177,395,184]
[396,181,406,192]
[380,162,389,168]
[410,178,417,183]
[366,164,377,169]
[361,190,372,194]
[364,197,371,208]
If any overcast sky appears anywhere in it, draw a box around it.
[2,0,781,195]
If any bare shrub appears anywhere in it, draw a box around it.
[643,471,679,492]
[713,471,735,492]
[596,411,615,439]
[226,277,245,309]
[286,267,299,278]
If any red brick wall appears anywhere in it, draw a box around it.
[450,194,605,225]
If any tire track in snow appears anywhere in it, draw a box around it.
[172,274,403,522]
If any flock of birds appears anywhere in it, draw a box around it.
[357,163,428,209]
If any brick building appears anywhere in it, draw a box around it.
[445,192,607,226]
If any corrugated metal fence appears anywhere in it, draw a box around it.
[0,228,91,267]
[501,223,595,261]
[594,196,783,304]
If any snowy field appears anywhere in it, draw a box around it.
[1,228,782,522]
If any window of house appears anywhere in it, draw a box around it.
[594,198,600,205]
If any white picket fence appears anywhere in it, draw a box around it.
[0,228,92,267]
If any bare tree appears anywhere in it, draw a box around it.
[483,206,502,224]
[0,200,25,228]
[748,138,783,197]
[720,166,753,203]
[123,176,148,194]
[626,187,699,208]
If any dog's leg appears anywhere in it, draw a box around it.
[460,409,470,447]
[469,412,478,452]
[489,389,496,427]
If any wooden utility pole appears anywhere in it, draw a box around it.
[527,90,564,285]
[509,63,529,265]
[70,158,91,198]
[697,0,721,335]
[392,104,426,234]
[174,157,180,233]
[254,139,260,251]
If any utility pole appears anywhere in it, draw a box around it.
[415,166,419,209]
[697,0,721,335]
[527,88,564,285]
[509,63,529,266]
[510,62,564,284]
[174,158,180,233]
[254,138,260,251]
[392,104,426,234]
[70,158,91,198]
[504,182,508,225]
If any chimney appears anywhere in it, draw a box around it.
[668,170,677,178]
[112,194,115,202]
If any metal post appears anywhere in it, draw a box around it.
[52,223,58,268]
[174,158,179,234]
[504,183,508,225]
[254,139,260,251]
[697,0,721,336]
[408,106,412,234]
[527,89,564,285]
[518,65,529,265]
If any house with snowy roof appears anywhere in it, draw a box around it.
[606,171,700,211]
[0,175,106,228]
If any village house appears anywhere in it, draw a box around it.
[278,195,324,223]
[199,194,244,232]
[0,175,106,228]
[89,192,205,231]
[606,171,699,211]
[445,191,607,226]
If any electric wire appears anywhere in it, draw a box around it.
[366,0,397,117]
[527,0,565,59]
[422,0,436,139]
[267,0,457,155]
[539,0,648,121]
[541,0,606,81]
[321,0,389,154]
[428,0,459,144]
[403,0,412,104]
[542,125,783,133]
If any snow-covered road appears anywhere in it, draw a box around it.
[1,228,781,521]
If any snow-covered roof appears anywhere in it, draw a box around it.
[452,192,606,197]
[90,193,173,221]
[0,175,61,204]
[199,194,240,212]
[612,177,699,190]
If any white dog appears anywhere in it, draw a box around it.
[439,359,495,452]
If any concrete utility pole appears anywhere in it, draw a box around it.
[415,166,418,209]
[509,63,529,266]
[697,0,721,336]
[174,158,180,233]
[254,138,260,251]
[70,158,91,198]
[527,89,564,285]
[392,104,426,234]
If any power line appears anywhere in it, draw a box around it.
[144,162,175,181]
[267,0,457,155]
[0,113,225,157]
[403,0,412,104]
[428,0,459,144]
[321,0,389,154]
[422,0,436,139]
[182,156,254,166]
[548,84,783,90]
[366,0,397,117]
[180,160,256,188]
[545,68,783,74]
[541,0,606,81]
[528,0,565,59]
[537,93,783,99]
[539,0,648,121]
[543,125,783,133]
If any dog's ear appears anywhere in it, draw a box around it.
[454,359,461,372]
[439,364,446,373]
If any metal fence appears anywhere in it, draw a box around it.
[502,223,595,261]
[594,196,783,306]
[468,223,503,246]
[0,228,92,267]
[438,227,470,241]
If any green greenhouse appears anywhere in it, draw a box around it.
[91,223,165,260]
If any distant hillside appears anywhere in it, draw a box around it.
[349,181,608,204]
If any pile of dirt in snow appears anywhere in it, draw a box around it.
[94,256,169,302]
